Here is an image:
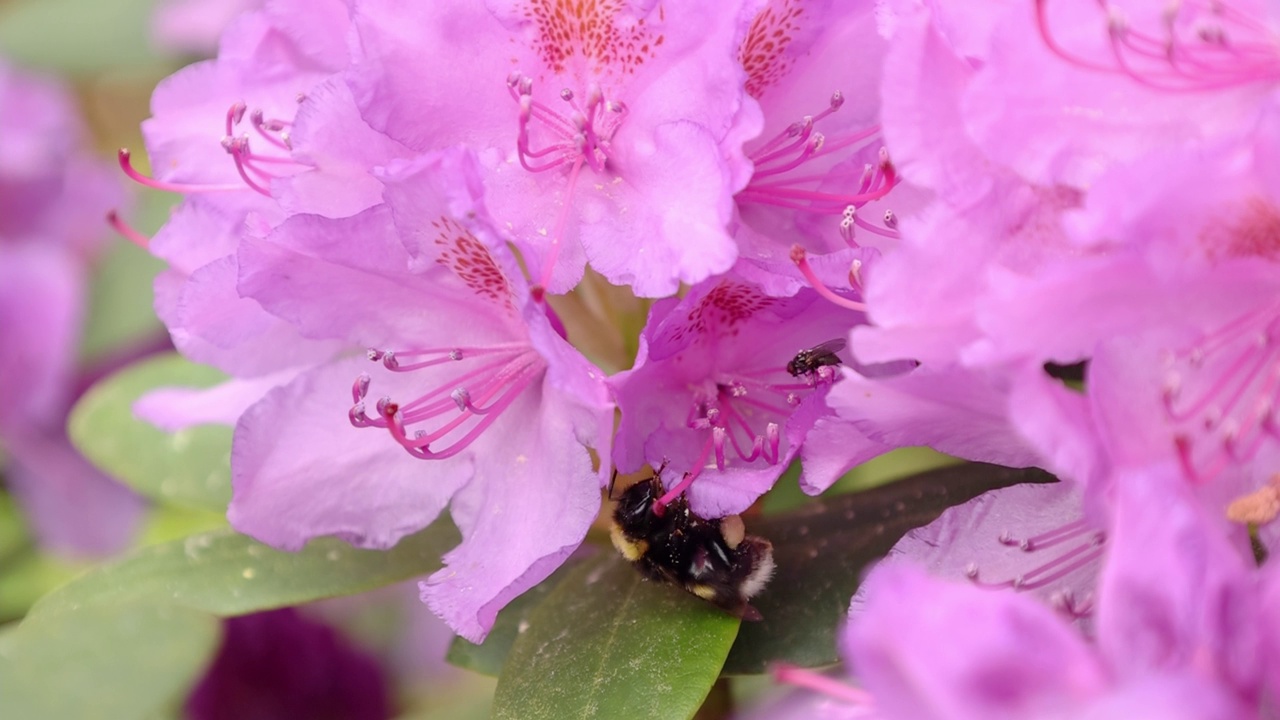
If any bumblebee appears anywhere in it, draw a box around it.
[609,471,775,621]
[786,338,846,378]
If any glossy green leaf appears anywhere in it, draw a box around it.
[68,353,232,512]
[724,463,1057,674]
[445,560,577,676]
[491,552,740,720]
[0,601,220,720]
[30,517,460,619]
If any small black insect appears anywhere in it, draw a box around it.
[609,469,775,621]
[786,338,847,378]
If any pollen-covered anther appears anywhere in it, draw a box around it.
[1226,474,1280,526]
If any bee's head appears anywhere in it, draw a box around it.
[613,475,663,532]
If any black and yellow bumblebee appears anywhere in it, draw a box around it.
[786,338,846,378]
[609,470,775,621]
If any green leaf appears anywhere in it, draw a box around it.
[445,560,577,676]
[30,517,460,619]
[491,552,740,720]
[0,552,81,623]
[0,0,170,74]
[723,463,1057,674]
[68,353,233,513]
[0,601,220,720]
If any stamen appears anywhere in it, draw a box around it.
[771,663,877,709]
[105,210,150,249]
[739,91,898,231]
[118,97,311,197]
[506,73,628,298]
[1163,302,1280,482]
[117,148,244,194]
[790,245,869,312]
[349,343,545,460]
[849,258,864,291]
[1035,0,1280,92]
[653,434,715,515]
[966,521,1106,596]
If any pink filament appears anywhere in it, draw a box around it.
[535,157,585,296]
[791,245,869,312]
[968,529,1106,591]
[1035,0,1280,92]
[118,148,244,194]
[106,210,150,249]
[350,345,543,460]
[653,434,715,515]
[772,664,876,708]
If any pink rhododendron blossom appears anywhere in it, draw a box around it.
[611,275,874,516]
[147,148,613,642]
[974,112,1280,548]
[133,0,409,377]
[348,0,761,297]
[845,480,1270,720]
[974,0,1280,188]
[0,59,142,556]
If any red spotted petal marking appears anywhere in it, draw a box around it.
[739,0,806,98]
[520,0,663,76]
[430,216,516,311]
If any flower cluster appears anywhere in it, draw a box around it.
[128,3,1280,700]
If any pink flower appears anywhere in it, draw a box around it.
[973,109,1280,551]
[144,148,612,642]
[347,0,762,297]
[611,274,875,516]
[850,480,1101,624]
[131,0,409,377]
[0,58,142,556]
[845,479,1269,719]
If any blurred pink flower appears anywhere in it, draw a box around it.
[0,59,141,556]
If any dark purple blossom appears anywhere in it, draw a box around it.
[186,608,391,720]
